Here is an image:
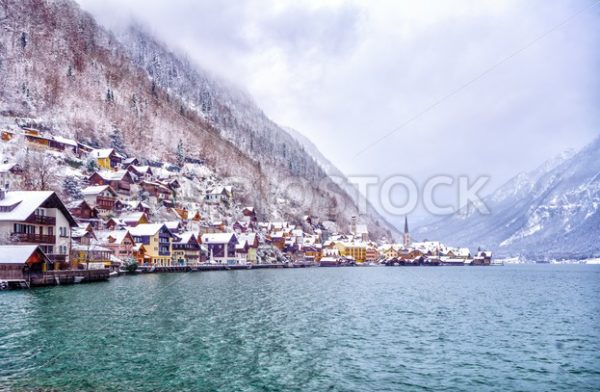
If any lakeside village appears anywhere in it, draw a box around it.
[0,127,494,290]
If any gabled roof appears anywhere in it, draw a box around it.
[120,211,147,223]
[94,230,132,244]
[0,191,77,226]
[164,221,183,230]
[81,185,117,197]
[201,232,236,244]
[129,223,174,238]
[0,245,47,264]
[91,170,132,182]
[173,231,198,245]
[90,148,116,159]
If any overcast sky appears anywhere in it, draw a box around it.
[77,0,600,225]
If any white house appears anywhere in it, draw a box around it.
[0,190,77,266]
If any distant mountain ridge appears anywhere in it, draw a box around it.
[415,136,600,259]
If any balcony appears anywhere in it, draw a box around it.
[47,254,67,263]
[25,214,56,225]
[11,233,56,244]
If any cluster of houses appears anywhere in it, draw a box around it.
[0,126,492,286]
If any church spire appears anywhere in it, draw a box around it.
[403,216,410,248]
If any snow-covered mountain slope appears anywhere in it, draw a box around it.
[415,137,600,259]
[286,127,399,238]
[0,0,397,238]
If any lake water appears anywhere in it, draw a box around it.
[1,265,599,391]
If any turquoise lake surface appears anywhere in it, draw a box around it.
[1,264,599,391]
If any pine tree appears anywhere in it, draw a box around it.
[110,126,126,155]
[63,176,82,200]
[176,138,185,167]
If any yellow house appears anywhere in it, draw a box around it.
[129,224,175,266]
[90,148,123,170]
[71,243,113,269]
[337,242,366,262]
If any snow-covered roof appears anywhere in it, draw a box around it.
[90,148,115,159]
[94,170,129,181]
[94,230,130,244]
[71,227,93,239]
[0,245,42,264]
[129,223,170,237]
[132,165,151,174]
[201,232,236,244]
[0,191,71,223]
[164,221,182,230]
[125,200,150,209]
[81,185,115,196]
[53,135,77,147]
[173,231,197,244]
[0,162,16,173]
[120,211,146,223]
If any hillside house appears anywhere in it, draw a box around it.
[127,165,154,181]
[140,180,172,201]
[81,185,118,214]
[119,212,149,227]
[0,161,20,191]
[88,170,135,195]
[205,186,233,205]
[89,148,124,170]
[0,191,76,267]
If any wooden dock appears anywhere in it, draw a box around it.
[29,269,110,287]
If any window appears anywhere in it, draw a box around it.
[59,227,68,237]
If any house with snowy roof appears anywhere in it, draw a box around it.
[94,230,136,262]
[0,161,20,191]
[0,190,77,267]
[129,223,176,266]
[81,185,118,214]
[205,186,233,205]
[171,231,202,266]
[88,170,135,195]
[89,148,124,170]
[126,165,154,181]
[0,245,50,282]
[201,232,238,264]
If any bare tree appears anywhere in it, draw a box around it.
[20,149,59,191]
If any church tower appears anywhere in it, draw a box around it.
[403,216,410,248]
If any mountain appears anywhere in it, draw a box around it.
[0,0,397,238]
[415,137,600,259]
[286,127,399,238]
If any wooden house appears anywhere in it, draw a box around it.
[0,245,50,282]
[81,185,118,214]
[88,170,135,195]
